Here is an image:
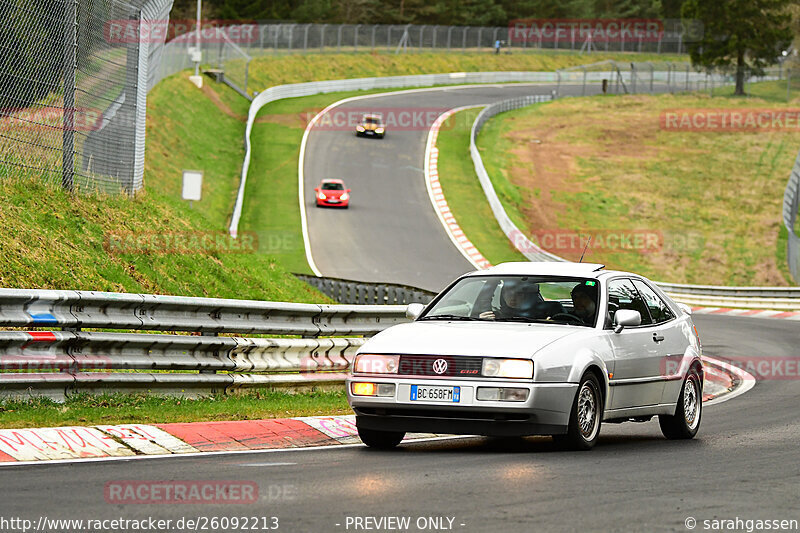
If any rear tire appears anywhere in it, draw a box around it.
[659,367,702,439]
[357,427,405,449]
[553,372,603,450]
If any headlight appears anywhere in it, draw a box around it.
[353,354,399,374]
[356,126,365,132]
[317,192,326,200]
[375,127,384,133]
[340,193,349,201]
[481,358,533,379]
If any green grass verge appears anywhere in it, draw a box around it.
[471,82,797,286]
[0,73,327,302]
[435,108,527,264]
[240,51,687,96]
[0,390,349,429]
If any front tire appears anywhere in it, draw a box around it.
[659,367,702,439]
[553,372,603,450]
[357,427,405,449]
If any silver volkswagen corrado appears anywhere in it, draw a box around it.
[346,262,703,450]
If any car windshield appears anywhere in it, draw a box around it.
[321,183,344,190]
[421,275,600,327]
[363,116,381,124]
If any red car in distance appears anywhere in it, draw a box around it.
[315,178,350,208]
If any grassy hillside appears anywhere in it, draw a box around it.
[0,74,325,302]
[473,84,797,286]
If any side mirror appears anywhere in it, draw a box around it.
[314,187,319,192]
[406,303,425,320]
[677,303,692,316]
[613,309,641,333]
[346,189,351,193]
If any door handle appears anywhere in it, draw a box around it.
[653,333,665,343]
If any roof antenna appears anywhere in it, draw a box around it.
[579,235,592,263]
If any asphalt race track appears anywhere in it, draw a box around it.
[301,82,660,291]
[3,315,798,531]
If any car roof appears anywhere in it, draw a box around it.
[320,178,345,184]
[464,261,652,283]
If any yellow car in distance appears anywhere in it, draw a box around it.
[356,113,385,138]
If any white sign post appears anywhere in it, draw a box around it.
[182,170,203,208]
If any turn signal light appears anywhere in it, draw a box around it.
[352,382,376,396]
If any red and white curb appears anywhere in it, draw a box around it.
[424,106,492,270]
[690,307,800,320]
[0,416,447,464]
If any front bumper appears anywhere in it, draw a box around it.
[316,198,349,207]
[346,376,577,437]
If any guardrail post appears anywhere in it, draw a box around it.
[432,25,439,49]
[387,26,392,52]
[447,26,453,50]
[583,66,589,95]
[371,25,377,50]
[476,27,482,49]
[320,24,327,52]
[419,25,425,51]
[354,24,360,51]
[337,24,343,51]
[303,24,311,52]
[273,23,280,53]
[288,24,296,52]
[462,26,469,52]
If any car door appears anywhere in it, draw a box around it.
[631,279,686,405]
[605,278,665,410]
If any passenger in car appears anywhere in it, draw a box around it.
[570,283,598,325]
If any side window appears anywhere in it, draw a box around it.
[632,280,675,324]
[607,278,653,327]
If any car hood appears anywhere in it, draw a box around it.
[361,321,581,359]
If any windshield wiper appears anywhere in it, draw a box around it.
[498,316,553,324]
[418,314,477,321]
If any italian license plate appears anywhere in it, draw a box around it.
[410,385,460,403]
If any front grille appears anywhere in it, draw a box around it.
[398,355,482,377]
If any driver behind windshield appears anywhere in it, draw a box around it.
[570,283,598,325]
[479,279,560,320]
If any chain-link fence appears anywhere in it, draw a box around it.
[0,0,173,194]
[154,21,699,100]
[555,60,785,97]
[231,22,693,56]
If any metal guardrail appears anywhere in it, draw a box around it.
[0,289,408,400]
[294,274,435,305]
[470,95,565,263]
[785,150,800,284]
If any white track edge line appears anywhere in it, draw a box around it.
[702,355,757,406]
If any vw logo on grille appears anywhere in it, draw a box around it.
[431,358,448,375]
